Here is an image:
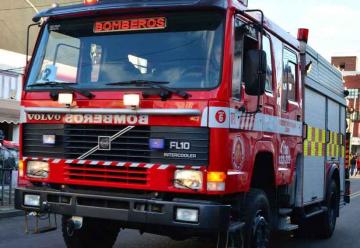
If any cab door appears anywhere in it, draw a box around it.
[278,47,302,184]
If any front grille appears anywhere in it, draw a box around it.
[23,124,65,158]
[23,124,209,166]
[65,163,149,185]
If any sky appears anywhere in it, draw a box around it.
[248,0,360,61]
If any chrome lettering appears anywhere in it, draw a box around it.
[138,115,149,124]
[114,115,126,124]
[103,115,112,124]
[127,115,137,125]
[27,113,62,121]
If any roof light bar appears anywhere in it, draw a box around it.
[297,28,309,43]
[84,0,98,5]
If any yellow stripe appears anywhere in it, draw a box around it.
[311,141,316,156]
[315,129,320,142]
[322,130,326,143]
[304,126,345,157]
[304,141,308,156]
[308,127,313,141]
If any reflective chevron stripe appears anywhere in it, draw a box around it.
[21,157,203,170]
[304,126,345,157]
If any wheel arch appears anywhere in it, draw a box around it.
[250,151,276,207]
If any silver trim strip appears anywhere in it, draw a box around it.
[77,126,135,160]
[24,107,201,116]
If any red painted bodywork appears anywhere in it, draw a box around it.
[19,0,303,196]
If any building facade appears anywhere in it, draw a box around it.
[332,56,360,153]
[0,1,81,143]
[0,49,25,143]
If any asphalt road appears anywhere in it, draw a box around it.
[1,178,360,248]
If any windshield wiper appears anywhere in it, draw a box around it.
[28,81,95,99]
[106,80,191,100]
[172,179,198,192]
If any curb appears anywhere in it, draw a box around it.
[0,209,24,219]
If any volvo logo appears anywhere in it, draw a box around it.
[98,136,111,151]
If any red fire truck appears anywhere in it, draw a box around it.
[15,0,350,247]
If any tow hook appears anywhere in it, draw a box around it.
[40,201,50,212]
[66,216,83,236]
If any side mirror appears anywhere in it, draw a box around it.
[244,49,267,96]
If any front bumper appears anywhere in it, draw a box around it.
[15,188,230,233]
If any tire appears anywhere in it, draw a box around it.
[243,189,271,248]
[62,216,120,248]
[314,180,339,239]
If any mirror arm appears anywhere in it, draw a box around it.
[26,22,41,65]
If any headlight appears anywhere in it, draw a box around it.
[174,170,203,190]
[26,161,49,178]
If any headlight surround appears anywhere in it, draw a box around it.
[26,161,49,179]
[174,170,203,190]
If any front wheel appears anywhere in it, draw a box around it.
[243,189,271,248]
[61,216,120,248]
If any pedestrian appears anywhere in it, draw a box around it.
[357,156,360,176]
[350,155,356,176]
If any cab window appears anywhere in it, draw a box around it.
[263,36,273,92]
[232,18,244,99]
[282,48,298,110]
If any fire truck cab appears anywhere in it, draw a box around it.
[15,0,349,247]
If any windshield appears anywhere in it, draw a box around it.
[26,11,225,90]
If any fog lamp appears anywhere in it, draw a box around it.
[176,208,199,223]
[24,194,40,207]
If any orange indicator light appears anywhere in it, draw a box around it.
[207,172,226,182]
